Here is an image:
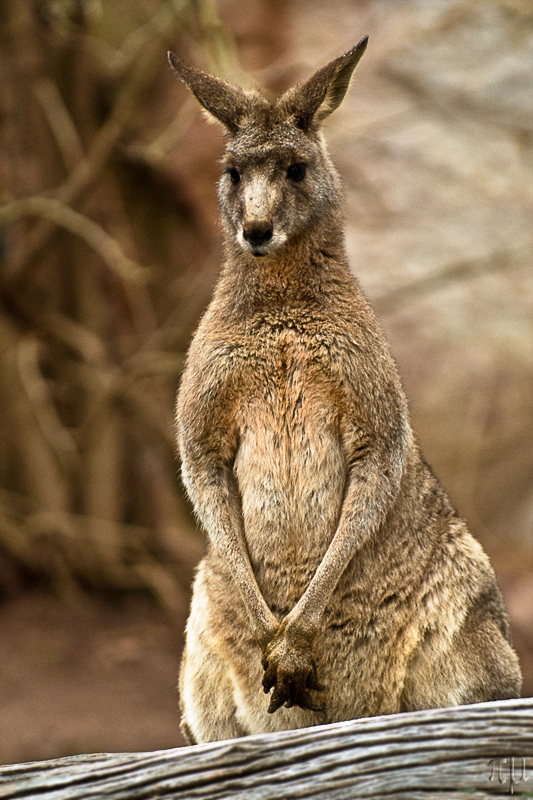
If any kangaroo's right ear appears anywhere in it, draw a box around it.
[167,52,247,134]
[279,37,368,131]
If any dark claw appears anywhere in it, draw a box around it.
[262,664,277,694]
[267,684,290,714]
[266,676,325,714]
[262,651,325,714]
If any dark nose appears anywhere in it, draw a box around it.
[242,221,273,247]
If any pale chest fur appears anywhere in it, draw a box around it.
[234,333,347,604]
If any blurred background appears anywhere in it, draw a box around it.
[0,0,531,765]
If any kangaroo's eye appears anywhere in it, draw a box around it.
[226,167,240,185]
[287,163,307,182]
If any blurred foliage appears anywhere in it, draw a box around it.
[0,0,250,607]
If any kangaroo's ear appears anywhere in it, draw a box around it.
[167,52,247,133]
[279,37,368,130]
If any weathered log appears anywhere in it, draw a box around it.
[0,699,532,799]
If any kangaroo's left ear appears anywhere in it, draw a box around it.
[279,37,368,131]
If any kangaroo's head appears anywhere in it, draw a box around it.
[168,39,368,258]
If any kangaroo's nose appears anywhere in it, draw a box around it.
[242,221,273,247]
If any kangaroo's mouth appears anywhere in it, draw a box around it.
[238,230,287,257]
[247,243,271,257]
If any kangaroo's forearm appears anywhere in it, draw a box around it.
[285,459,400,637]
[183,457,279,647]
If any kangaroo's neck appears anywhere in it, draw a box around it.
[218,212,350,309]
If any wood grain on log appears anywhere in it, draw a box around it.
[0,699,532,799]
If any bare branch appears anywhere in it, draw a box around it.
[8,34,164,275]
[17,336,80,473]
[0,196,151,283]
[33,78,85,171]
[41,312,107,364]
[136,97,200,165]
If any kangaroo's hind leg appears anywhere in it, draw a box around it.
[178,567,252,746]
[401,586,521,711]
[179,631,249,744]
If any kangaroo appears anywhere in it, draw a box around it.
[168,38,522,745]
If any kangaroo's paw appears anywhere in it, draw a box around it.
[261,631,325,714]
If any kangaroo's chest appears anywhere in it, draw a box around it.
[230,325,352,597]
[234,323,346,462]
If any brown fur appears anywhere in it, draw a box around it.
[169,39,521,744]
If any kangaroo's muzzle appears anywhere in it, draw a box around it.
[243,221,274,250]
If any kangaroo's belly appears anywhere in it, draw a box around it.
[233,386,346,611]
